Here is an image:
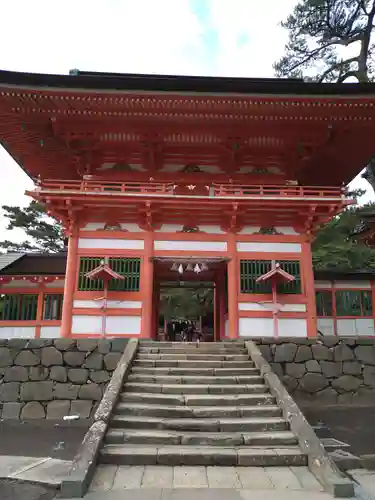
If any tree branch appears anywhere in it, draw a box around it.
[318,57,359,82]
[337,71,361,82]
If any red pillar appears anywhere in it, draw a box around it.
[216,269,226,341]
[60,227,78,338]
[302,241,317,338]
[227,232,239,339]
[141,231,154,338]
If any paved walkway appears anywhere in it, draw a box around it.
[59,465,334,499]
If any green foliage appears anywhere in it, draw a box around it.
[0,200,65,253]
[312,201,375,270]
[274,0,375,83]
[160,287,213,320]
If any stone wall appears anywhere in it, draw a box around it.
[253,338,375,405]
[0,338,128,419]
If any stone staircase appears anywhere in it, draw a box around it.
[99,341,307,466]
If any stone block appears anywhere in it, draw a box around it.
[20,381,53,401]
[353,386,375,403]
[270,362,284,378]
[4,366,28,382]
[0,382,20,401]
[332,375,361,392]
[104,352,121,370]
[312,344,332,360]
[299,372,328,393]
[53,383,80,399]
[274,343,297,362]
[29,340,53,348]
[321,337,339,347]
[363,365,375,387]
[355,345,375,365]
[77,339,99,351]
[0,347,13,366]
[1,402,23,419]
[64,351,85,367]
[285,363,306,378]
[110,338,128,352]
[70,400,93,418]
[258,345,272,362]
[97,339,111,354]
[84,352,103,369]
[21,401,45,419]
[50,366,68,382]
[333,344,354,361]
[315,387,338,402]
[54,339,76,350]
[90,370,111,383]
[320,361,342,378]
[14,350,39,366]
[281,374,298,392]
[46,400,71,419]
[295,345,312,362]
[29,366,49,381]
[8,339,29,350]
[68,368,89,384]
[41,346,63,366]
[305,359,322,373]
[343,361,362,375]
[79,383,103,400]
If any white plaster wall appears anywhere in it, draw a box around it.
[40,326,61,338]
[334,281,371,289]
[237,242,302,253]
[278,318,307,337]
[317,318,335,335]
[315,281,333,289]
[45,280,65,288]
[106,315,141,335]
[121,223,144,232]
[154,241,227,252]
[337,319,375,336]
[198,225,225,234]
[238,303,306,312]
[239,317,274,337]
[71,315,102,334]
[73,300,142,309]
[0,327,35,339]
[2,280,39,288]
[238,227,260,234]
[78,238,144,250]
[156,224,183,232]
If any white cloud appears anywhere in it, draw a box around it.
[0,0,373,243]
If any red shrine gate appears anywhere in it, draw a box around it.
[1,70,374,339]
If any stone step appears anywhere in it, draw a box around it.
[124,382,268,395]
[109,415,288,432]
[139,347,248,354]
[131,366,259,376]
[137,353,249,361]
[99,444,306,466]
[140,341,244,348]
[120,392,275,406]
[128,374,264,385]
[133,359,252,368]
[114,403,282,419]
[105,428,298,447]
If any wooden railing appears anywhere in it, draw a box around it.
[37,179,348,199]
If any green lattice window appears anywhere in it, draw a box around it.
[336,290,373,317]
[240,260,301,294]
[78,257,140,291]
[316,291,333,317]
[0,294,38,320]
[43,294,63,320]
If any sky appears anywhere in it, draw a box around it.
[0,0,372,242]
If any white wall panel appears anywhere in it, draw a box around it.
[237,242,302,253]
[0,327,35,339]
[239,318,273,337]
[154,240,227,252]
[334,281,371,289]
[78,238,144,250]
[278,319,307,337]
[73,300,142,309]
[106,316,141,335]
[156,224,183,233]
[336,319,356,336]
[239,303,306,312]
[238,227,260,234]
[317,318,334,335]
[72,315,102,334]
[46,280,65,288]
[40,326,61,338]
[198,225,225,234]
[315,281,333,289]
[121,223,144,232]
[337,318,375,336]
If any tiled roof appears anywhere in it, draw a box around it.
[0,253,25,272]
[0,252,66,275]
